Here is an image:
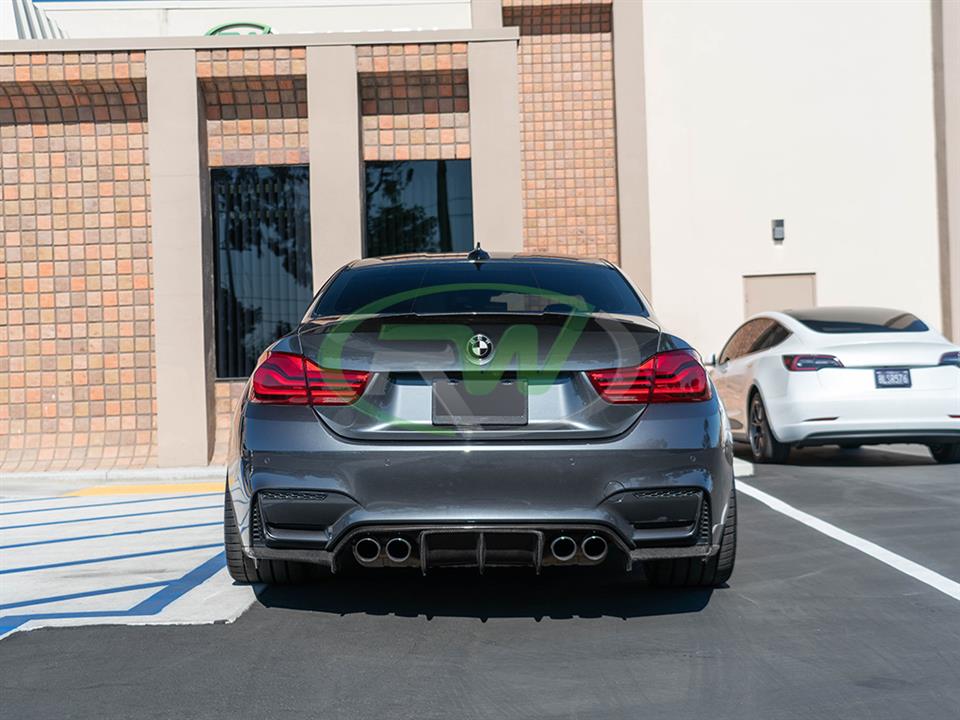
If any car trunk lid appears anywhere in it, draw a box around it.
[297,312,661,441]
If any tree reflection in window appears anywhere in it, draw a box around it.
[364,160,474,257]
[212,165,313,378]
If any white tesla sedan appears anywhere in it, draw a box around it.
[711,307,960,463]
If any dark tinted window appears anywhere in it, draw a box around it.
[787,307,928,333]
[720,319,772,363]
[751,322,791,353]
[312,261,647,317]
[212,166,313,378]
[365,160,474,257]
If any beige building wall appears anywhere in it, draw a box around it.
[642,0,943,357]
[39,0,473,39]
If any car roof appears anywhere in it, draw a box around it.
[346,252,616,270]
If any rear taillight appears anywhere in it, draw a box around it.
[939,351,960,367]
[587,349,711,404]
[782,354,844,372]
[250,351,369,405]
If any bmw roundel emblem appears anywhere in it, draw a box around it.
[467,334,493,365]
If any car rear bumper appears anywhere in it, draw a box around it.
[764,369,960,444]
[226,399,736,572]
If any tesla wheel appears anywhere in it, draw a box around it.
[748,392,790,463]
[928,443,960,464]
[645,490,737,588]
[223,490,324,584]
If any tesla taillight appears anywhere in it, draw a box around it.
[587,349,711,404]
[250,352,369,405]
[939,351,960,367]
[781,354,844,372]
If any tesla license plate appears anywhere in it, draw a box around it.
[432,379,528,426]
[874,368,911,388]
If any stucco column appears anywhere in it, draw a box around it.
[467,40,523,252]
[934,0,960,341]
[612,0,654,300]
[307,45,364,288]
[146,49,215,467]
[471,0,503,28]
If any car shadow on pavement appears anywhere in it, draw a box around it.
[254,568,716,621]
[734,443,935,467]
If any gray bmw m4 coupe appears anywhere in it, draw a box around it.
[224,250,737,587]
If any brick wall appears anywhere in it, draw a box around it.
[211,379,246,465]
[0,52,155,472]
[357,44,470,161]
[198,49,309,167]
[503,0,619,261]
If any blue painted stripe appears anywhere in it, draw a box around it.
[0,580,169,610]
[127,553,227,614]
[0,521,221,550]
[0,552,226,637]
[0,496,65,505]
[0,542,221,575]
[0,492,221,517]
[0,503,221,531]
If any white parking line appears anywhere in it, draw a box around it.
[734,460,960,603]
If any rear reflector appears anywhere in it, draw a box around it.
[782,354,843,371]
[587,349,711,404]
[250,351,369,405]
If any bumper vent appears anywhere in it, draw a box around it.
[697,495,712,545]
[632,488,700,499]
[259,490,328,502]
[250,499,265,545]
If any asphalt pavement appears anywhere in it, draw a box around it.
[1,446,958,720]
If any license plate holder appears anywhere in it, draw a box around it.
[874,368,911,388]
[432,379,528,426]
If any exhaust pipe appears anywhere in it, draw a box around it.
[385,537,412,563]
[581,535,608,562]
[550,535,577,562]
[353,537,381,564]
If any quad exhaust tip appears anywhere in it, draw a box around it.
[385,537,412,563]
[550,536,578,562]
[353,537,381,564]
[581,535,608,562]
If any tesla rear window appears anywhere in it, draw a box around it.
[787,308,929,333]
[312,262,648,318]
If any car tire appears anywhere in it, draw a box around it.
[223,490,325,584]
[748,392,790,463]
[928,442,960,464]
[644,489,737,588]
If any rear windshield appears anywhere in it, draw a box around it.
[787,308,929,334]
[311,261,648,318]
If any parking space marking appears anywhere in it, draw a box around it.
[0,487,256,640]
[1,503,223,531]
[0,521,222,550]
[0,492,221,516]
[734,461,960,603]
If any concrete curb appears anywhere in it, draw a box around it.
[0,466,226,483]
[0,466,227,496]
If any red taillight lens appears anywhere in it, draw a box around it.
[303,360,370,405]
[782,354,843,371]
[250,352,369,405]
[587,349,711,404]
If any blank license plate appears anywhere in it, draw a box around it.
[432,379,528,426]
[874,368,911,388]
